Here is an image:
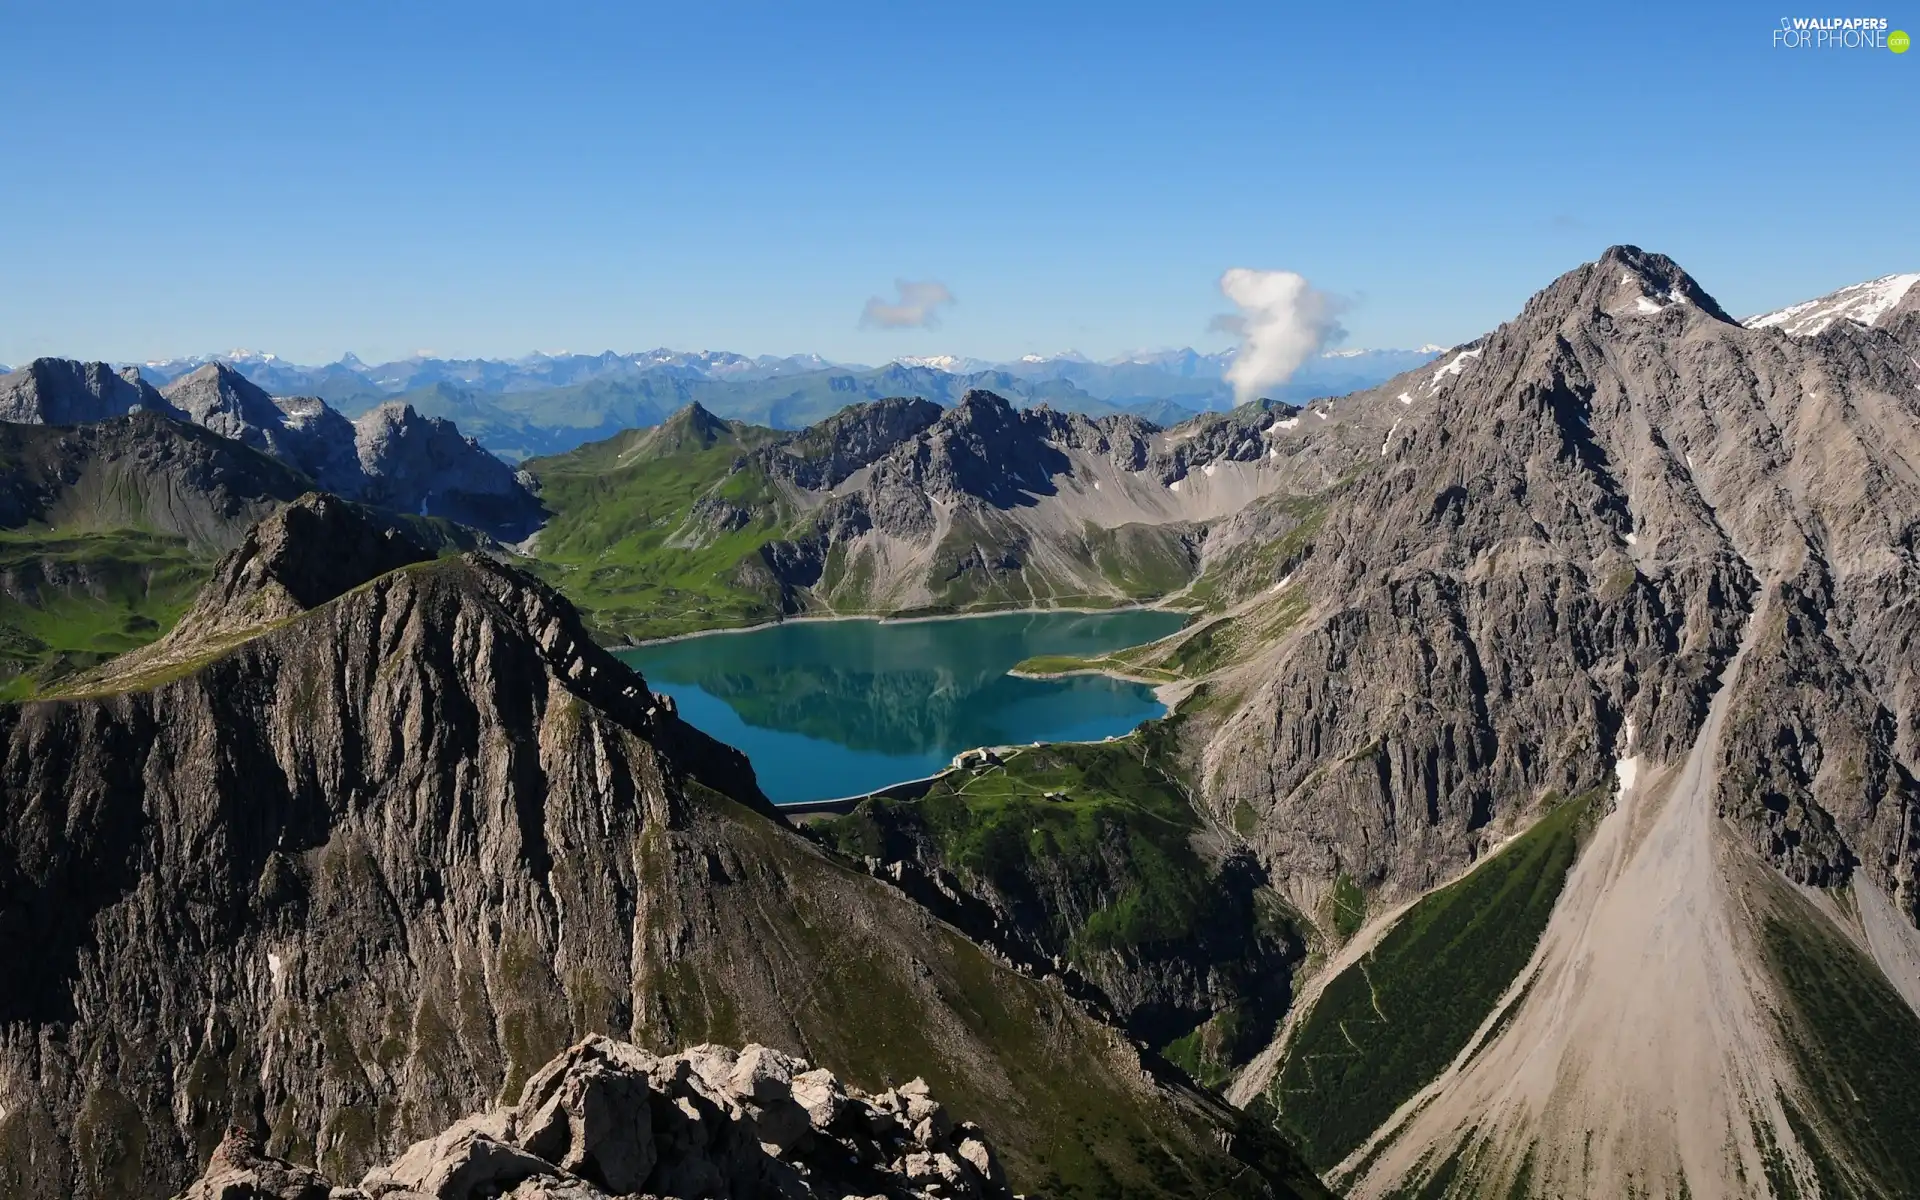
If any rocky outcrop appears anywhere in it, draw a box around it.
[152,364,545,540]
[173,1035,1014,1200]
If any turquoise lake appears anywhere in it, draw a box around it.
[617,609,1188,805]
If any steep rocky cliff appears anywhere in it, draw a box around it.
[0,360,174,425]
[1176,247,1920,1195]
[0,496,1324,1200]
[1196,245,1919,920]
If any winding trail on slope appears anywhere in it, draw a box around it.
[1342,604,1820,1199]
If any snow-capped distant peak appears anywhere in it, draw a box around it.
[1745,273,1920,337]
[894,354,963,371]
[1415,343,1447,354]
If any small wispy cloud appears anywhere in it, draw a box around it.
[1214,268,1345,405]
[861,279,956,330]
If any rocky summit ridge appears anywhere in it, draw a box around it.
[175,1034,1013,1200]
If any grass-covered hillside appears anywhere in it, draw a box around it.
[809,733,1305,1092]
[0,413,313,698]
[523,397,1218,641]
[0,530,210,701]
[521,404,799,639]
[1257,789,1605,1173]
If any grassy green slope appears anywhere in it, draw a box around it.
[656,788,1332,1200]
[1758,883,1920,1198]
[0,416,321,699]
[1259,790,1603,1172]
[523,408,799,639]
[0,531,212,701]
[1013,591,1308,685]
[812,735,1303,1090]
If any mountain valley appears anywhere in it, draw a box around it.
[4,248,1920,1198]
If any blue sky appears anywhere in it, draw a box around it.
[1,1,1913,366]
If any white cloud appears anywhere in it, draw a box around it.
[1215,268,1344,405]
[861,279,956,330]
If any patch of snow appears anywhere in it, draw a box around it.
[1634,296,1665,314]
[894,354,962,371]
[1202,462,1217,477]
[1273,416,1300,430]
[1625,532,1639,546]
[1091,479,1101,490]
[1168,478,1184,493]
[268,952,284,992]
[1427,346,1484,392]
[1397,391,1414,405]
[1614,754,1642,795]
[1267,445,1279,460]
[1381,418,1403,456]
[1270,573,1293,593]
[1745,273,1920,337]
[1314,409,1329,420]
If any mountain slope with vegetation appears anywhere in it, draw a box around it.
[523,392,1309,641]
[0,496,1327,1200]
[0,413,313,697]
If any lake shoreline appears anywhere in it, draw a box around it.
[620,607,1189,804]
[616,600,1200,649]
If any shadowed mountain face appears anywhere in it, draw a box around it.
[0,496,1326,1200]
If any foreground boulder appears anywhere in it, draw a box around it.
[174,1035,1013,1200]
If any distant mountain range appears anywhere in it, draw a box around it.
[0,358,543,540]
[124,345,1444,460]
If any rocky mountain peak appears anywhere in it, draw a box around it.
[188,492,438,631]
[110,358,541,540]
[160,361,294,451]
[1514,244,1735,330]
[658,400,733,448]
[0,357,174,425]
[1746,270,1920,338]
[758,396,943,490]
[946,387,1020,427]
